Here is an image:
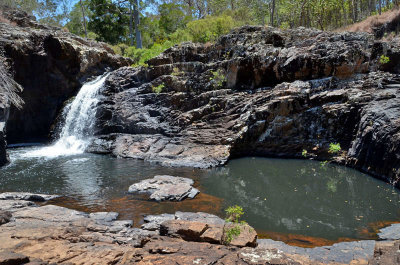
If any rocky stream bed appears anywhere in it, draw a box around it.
[1,5,400,265]
[1,192,400,265]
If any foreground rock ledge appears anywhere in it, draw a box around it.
[0,192,398,264]
[128,175,200,201]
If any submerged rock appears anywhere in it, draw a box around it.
[128,175,199,201]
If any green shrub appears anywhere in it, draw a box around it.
[320,160,329,167]
[125,41,175,67]
[171,67,183,76]
[224,225,241,244]
[379,55,390,64]
[169,28,192,44]
[186,14,236,43]
[328,143,341,154]
[152,84,165,94]
[111,43,129,56]
[302,149,308,158]
[224,205,246,245]
[210,69,226,89]
[225,205,244,223]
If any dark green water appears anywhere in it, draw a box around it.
[2,147,400,244]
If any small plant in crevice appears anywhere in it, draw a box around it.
[328,143,341,154]
[302,149,308,158]
[224,225,241,244]
[225,205,244,223]
[379,55,390,65]
[224,205,246,245]
[210,69,226,89]
[171,67,183,76]
[320,160,329,168]
[152,83,165,94]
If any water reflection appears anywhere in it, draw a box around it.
[2,150,400,242]
[201,157,400,240]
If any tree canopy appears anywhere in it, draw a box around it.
[5,0,399,64]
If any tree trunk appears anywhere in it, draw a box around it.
[133,0,142,49]
[79,0,87,38]
[129,3,134,46]
[378,0,382,14]
[270,0,275,27]
[352,0,358,22]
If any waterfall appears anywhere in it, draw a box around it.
[24,74,108,158]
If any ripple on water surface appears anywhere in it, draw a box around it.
[2,148,400,247]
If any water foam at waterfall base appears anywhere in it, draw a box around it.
[22,74,109,158]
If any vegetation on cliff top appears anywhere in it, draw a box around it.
[4,0,400,66]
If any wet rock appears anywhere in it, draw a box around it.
[0,192,58,202]
[0,251,29,265]
[128,175,199,201]
[0,5,132,152]
[377,223,400,240]
[0,211,11,225]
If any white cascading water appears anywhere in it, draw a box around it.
[24,74,108,158]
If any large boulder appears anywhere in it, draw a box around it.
[128,175,199,201]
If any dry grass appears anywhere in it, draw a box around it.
[338,8,400,33]
[0,10,16,26]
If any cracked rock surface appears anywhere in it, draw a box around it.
[0,192,396,264]
[128,175,200,201]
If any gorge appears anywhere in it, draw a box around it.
[1,4,400,265]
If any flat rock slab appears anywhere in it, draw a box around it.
[142,211,225,231]
[257,239,376,264]
[128,175,199,201]
[0,192,59,202]
[0,251,29,265]
[378,223,400,240]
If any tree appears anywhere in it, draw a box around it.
[80,0,88,37]
[159,2,190,34]
[87,0,128,44]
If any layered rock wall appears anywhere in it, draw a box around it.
[90,26,400,185]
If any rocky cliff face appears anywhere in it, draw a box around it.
[0,6,132,145]
[89,26,400,185]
